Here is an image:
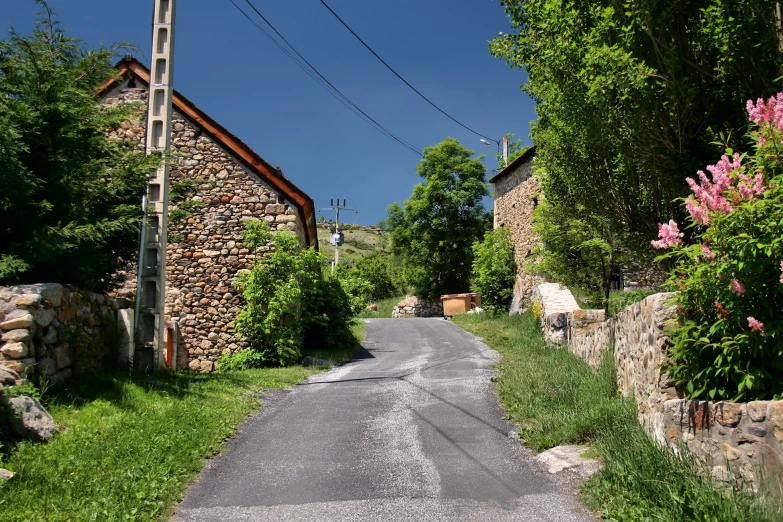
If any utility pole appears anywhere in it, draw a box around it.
[319,199,357,274]
[502,135,509,167]
[134,0,177,371]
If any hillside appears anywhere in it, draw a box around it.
[316,224,388,267]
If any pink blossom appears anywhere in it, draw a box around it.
[780,261,783,284]
[685,199,709,225]
[747,93,783,130]
[701,245,715,260]
[737,172,766,200]
[731,279,745,296]
[651,220,683,249]
[747,316,765,336]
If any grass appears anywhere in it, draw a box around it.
[358,295,405,319]
[316,226,386,266]
[0,340,362,521]
[302,321,366,363]
[452,312,781,522]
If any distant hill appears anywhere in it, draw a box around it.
[316,224,387,267]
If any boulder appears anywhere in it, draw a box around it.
[1,329,30,343]
[1,342,28,359]
[0,468,14,481]
[8,396,58,441]
[0,310,34,330]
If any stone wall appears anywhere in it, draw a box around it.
[493,155,545,311]
[0,283,131,386]
[531,283,580,343]
[103,80,307,372]
[392,296,444,318]
[563,290,783,492]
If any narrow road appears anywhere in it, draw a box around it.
[176,319,593,521]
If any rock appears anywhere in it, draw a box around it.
[207,332,219,341]
[302,356,330,367]
[1,342,28,359]
[0,468,14,481]
[366,304,378,312]
[38,357,56,376]
[34,308,56,327]
[714,402,742,427]
[721,443,742,461]
[48,368,72,388]
[14,294,42,307]
[2,358,34,374]
[747,425,768,438]
[42,327,57,345]
[534,445,602,479]
[53,345,71,371]
[770,402,783,443]
[8,396,58,441]
[1,329,30,343]
[711,465,732,483]
[199,360,214,372]
[0,365,20,385]
[0,311,34,330]
[189,359,201,371]
[747,401,769,422]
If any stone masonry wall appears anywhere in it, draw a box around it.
[564,291,783,492]
[0,283,131,386]
[103,79,307,372]
[493,155,545,312]
[392,296,444,318]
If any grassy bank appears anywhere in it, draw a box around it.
[358,295,404,319]
[0,341,361,521]
[453,313,780,522]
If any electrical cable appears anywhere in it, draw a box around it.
[317,0,495,142]
[226,0,422,156]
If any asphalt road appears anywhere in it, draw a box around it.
[175,318,593,521]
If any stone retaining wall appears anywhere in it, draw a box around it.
[531,283,580,343]
[391,296,444,318]
[0,283,131,387]
[559,288,783,492]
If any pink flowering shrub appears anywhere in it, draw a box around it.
[655,94,783,401]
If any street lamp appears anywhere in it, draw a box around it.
[480,136,508,167]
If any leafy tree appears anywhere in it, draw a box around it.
[471,228,517,313]
[387,138,492,298]
[530,198,623,308]
[352,251,398,301]
[491,0,782,260]
[0,2,159,291]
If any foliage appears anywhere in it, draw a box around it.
[470,228,517,313]
[230,220,361,369]
[454,312,780,522]
[0,367,324,520]
[530,198,620,302]
[352,251,399,301]
[491,0,783,263]
[387,138,492,298]
[0,2,160,291]
[607,289,659,318]
[654,99,783,401]
[333,265,373,316]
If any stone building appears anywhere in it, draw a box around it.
[489,146,544,312]
[98,57,318,372]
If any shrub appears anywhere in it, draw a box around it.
[353,252,398,301]
[227,220,360,370]
[654,94,783,401]
[471,228,517,313]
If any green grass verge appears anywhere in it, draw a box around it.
[302,320,366,363]
[452,312,781,522]
[358,295,404,319]
[0,344,360,521]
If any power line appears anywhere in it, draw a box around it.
[226,0,422,156]
[317,0,495,142]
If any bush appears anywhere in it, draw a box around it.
[227,220,360,370]
[470,228,517,313]
[353,252,398,301]
[654,94,783,401]
[607,289,659,318]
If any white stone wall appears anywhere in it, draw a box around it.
[392,296,444,318]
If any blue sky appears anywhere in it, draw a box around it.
[4,0,536,225]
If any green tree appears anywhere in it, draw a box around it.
[471,228,517,313]
[0,2,159,291]
[387,138,491,298]
[491,0,782,259]
[352,251,397,301]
